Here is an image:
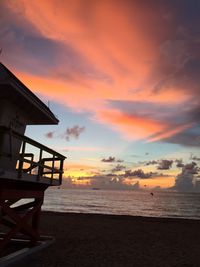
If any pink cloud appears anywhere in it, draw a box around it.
[2,0,198,143]
[95,109,194,142]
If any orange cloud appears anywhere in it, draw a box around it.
[14,69,193,142]
[95,109,193,142]
[4,0,195,142]
[7,0,188,104]
[95,109,163,139]
[147,122,195,142]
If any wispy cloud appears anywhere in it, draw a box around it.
[1,0,200,144]
[157,160,173,170]
[111,164,126,173]
[124,169,155,179]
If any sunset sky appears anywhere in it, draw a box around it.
[1,0,200,190]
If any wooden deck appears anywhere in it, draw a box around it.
[0,126,66,186]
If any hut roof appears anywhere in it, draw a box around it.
[0,63,59,125]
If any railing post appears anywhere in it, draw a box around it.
[30,154,34,174]
[37,149,43,181]
[51,155,55,184]
[59,159,64,184]
[18,141,26,179]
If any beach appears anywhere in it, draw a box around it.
[10,211,200,267]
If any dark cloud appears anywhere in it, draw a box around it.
[101,156,124,163]
[124,169,158,179]
[157,160,173,170]
[101,156,115,163]
[190,154,200,161]
[45,125,85,141]
[124,169,155,179]
[111,164,126,173]
[175,159,185,168]
[183,162,199,174]
[116,159,124,163]
[146,160,158,166]
[45,131,55,139]
[161,107,200,147]
[145,159,174,170]
[64,125,85,141]
[104,173,118,177]
[163,130,200,147]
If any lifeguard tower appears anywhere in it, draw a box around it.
[0,63,66,264]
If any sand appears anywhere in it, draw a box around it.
[6,211,200,266]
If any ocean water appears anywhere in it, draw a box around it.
[43,188,200,220]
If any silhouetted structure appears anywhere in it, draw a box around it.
[0,63,66,259]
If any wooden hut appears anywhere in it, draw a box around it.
[0,63,66,263]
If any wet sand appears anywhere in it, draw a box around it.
[9,211,200,266]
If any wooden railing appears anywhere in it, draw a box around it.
[0,126,66,184]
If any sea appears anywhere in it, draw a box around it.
[43,188,200,220]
